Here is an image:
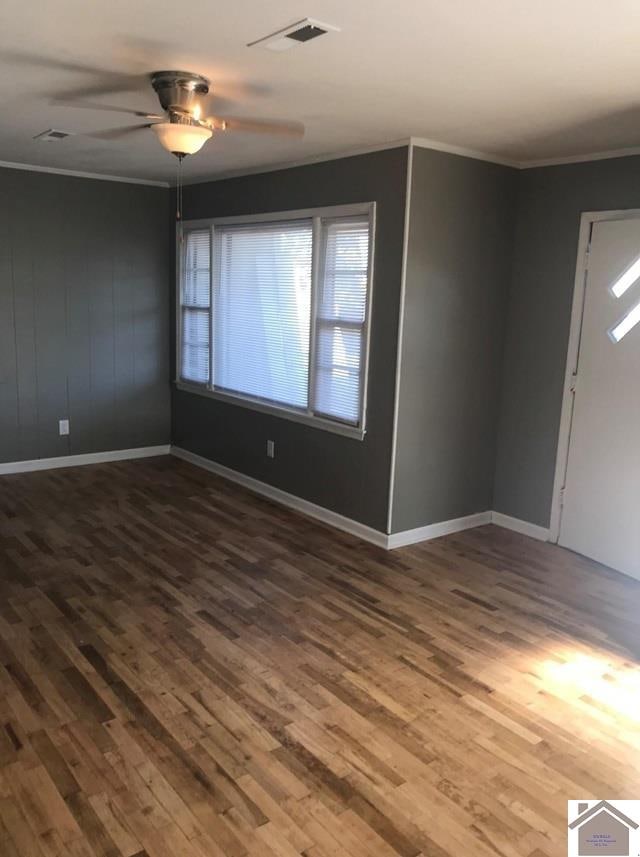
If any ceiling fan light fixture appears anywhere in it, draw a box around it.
[152,122,212,156]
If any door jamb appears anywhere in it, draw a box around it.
[549,208,640,543]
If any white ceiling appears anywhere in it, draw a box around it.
[3,0,640,183]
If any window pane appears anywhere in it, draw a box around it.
[314,325,363,424]
[213,221,312,409]
[313,216,370,424]
[319,219,369,323]
[181,308,209,383]
[183,230,210,307]
[181,229,211,384]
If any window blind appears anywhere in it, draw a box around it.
[180,229,211,384]
[313,217,370,424]
[212,220,313,409]
[177,206,373,436]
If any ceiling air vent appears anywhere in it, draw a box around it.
[248,18,340,52]
[287,24,327,42]
[33,129,73,142]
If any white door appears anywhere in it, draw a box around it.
[559,217,640,580]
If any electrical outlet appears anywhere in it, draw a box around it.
[59,419,69,436]
[266,439,275,459]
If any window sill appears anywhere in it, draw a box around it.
[174,381,366,441]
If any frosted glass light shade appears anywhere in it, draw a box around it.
[152,122,212,156]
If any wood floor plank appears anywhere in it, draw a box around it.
[1,456,639,857]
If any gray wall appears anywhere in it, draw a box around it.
[0,167,171,463]
[172,147,408,531]
[391,147,516,533]
[494,154,640,528]
[7,148,629,535]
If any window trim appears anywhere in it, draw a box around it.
[175,202,376,441]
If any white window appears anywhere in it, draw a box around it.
[180,228,211,384]
[177,204,374,438]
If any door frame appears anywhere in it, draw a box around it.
[549,208,640,543]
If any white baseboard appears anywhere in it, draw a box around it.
[171,447,538,552]
[490,511,550,541]
[2,442,553,550]
[387,512,492,549]
[0,445,171,475]
[388,511,550,548]
[1,444,553,550]
[170,446,389,548]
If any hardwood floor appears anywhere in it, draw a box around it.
[0,456,639,857]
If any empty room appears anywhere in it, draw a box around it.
[1,2,639,857]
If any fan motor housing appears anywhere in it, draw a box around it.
[150,71,210,116]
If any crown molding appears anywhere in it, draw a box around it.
[411,137,640,170]
[519,145,640,169]
[409,136,520,168]
[182,136,525,186]
[6,136,640,191]
[0,159,169,187]
[179,138,413,185]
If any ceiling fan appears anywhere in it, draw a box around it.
[72,70,305,159]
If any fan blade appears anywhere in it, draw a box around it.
[85,123,153,141]
[4,50,147,98]
[204,115,305,137]
[4,49,122,78]
[55,76,148,100]
[52,97,162,119]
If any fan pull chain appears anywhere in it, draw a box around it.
[176,153,184,244]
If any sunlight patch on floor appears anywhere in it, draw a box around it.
[539,652,640,722]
